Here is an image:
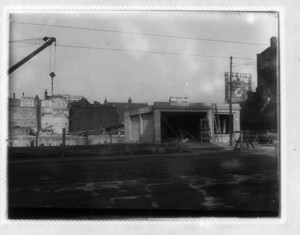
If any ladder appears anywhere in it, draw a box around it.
[211,103,223,143]
[199,119,211,143]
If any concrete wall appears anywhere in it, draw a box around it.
[130,115,140,142]
[154,109,161,142]
[125,112,155,143]
[9,134,124,147]
[10,127,32,136]
[9,143,169,158]
[140,113,154,143]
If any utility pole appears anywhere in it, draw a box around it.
[229,56,233,146]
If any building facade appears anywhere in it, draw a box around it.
[241,37,278,131]
[124,102,240,143]
[9,94,41,136]
[41,94,70,134]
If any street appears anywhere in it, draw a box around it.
[8,148,279,219]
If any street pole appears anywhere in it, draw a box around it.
[229,56,233,146]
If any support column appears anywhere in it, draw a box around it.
[229,56,233,146]
[62,128,66,146]
[206,110,213,140]
[154,110,161,143]
[139,114,143,139]
[35,131,39,147]
[85,131,89,145]
[124,112,131,143]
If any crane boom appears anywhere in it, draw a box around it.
[8,37,56,74]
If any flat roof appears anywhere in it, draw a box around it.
[153,102,240,109]
[126,102,240,116]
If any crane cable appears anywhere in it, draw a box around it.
[49,42,57,74]
[54,41,56,72]
[49,44,52,73]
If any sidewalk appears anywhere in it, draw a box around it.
[182,141,232,151]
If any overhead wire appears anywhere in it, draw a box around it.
[49,45,52,73]
[9,21,265,61]
[233,62,257,67]
[58,43,256,60]
[11,21,268,46]
[9,37,44,43]
[13,41,256,60]
[10,43,39,50]
[9,38,44,50]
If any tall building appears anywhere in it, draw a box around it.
[241,37,278,131]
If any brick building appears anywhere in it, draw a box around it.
[241,37,279,131]
[69,98,118,132]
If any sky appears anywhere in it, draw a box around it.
[8,11,278,104]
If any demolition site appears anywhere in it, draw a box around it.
[7,18,279,218]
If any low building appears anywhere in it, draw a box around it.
[124,101,240,143]
[69,97,118,132]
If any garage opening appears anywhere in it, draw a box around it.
[161,111,207,142]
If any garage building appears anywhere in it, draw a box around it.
[124,101,240,143]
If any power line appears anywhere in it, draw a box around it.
[10,43,39,50]
[9,41,256,60]
[9,37,44,43]
[233,62,257,67]
[11,21,268,46]
[55,43,257,60]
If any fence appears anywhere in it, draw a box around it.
[234,130,278,151]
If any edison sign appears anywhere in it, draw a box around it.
[169,96,189,106]
[225,72,252,103]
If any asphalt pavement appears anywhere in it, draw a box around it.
[8,148,279,219]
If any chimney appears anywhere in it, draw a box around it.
[270,37,277,48]
[44,89,48,99]
[104,97,107,104]
[13,93,15,99]
[22,92,24,97]
[128,97,132,103]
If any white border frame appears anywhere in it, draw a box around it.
[0,5,286,227]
